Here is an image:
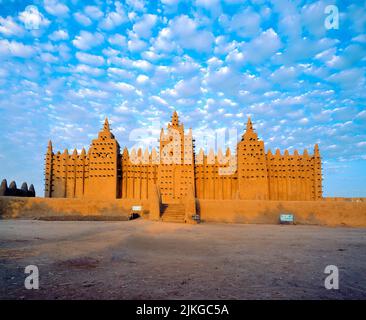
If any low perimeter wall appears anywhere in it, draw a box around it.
[0,197,149,220]
[1,197,366,227]
[198,200,366,227]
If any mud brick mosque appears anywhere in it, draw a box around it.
[44,111,322,203]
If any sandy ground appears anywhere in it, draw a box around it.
[0,219,365,300]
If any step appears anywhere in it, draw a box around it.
[162,215,185,218]
[162,218,186,223]
[161,203,186,223]
[164,211,185,214]
[163,212,185,216]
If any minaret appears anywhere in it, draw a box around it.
[247,116,253,130]
[158,111,194,202]
[241,117,258,141]
[98,117,115,139]
[86,116,120,199]
[171,110,179,127]
[44,140,53,197]
[62,148,68,198]
[237,116,268,200]
[313,144,322,200]
[103,117,110,131]
[79,147,87,197]
[47,140,53,152]
[161,110,185,165]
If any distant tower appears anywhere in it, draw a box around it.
[0,179,8,196]
[28,184,36,197]
[44,140,53,197]
[84,118,121,199]
[237,117,269,200]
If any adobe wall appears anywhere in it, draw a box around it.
[0,197,149,220]
[198,199,366,227]
[1,197,365,227]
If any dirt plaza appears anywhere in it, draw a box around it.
[0,219,365,300]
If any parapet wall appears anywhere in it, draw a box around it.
[324,197,366,202]
[198,199,366,227]
[1,197,365,227]
[0,197,149,220]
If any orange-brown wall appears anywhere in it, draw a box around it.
[0,196,149,220]
[198,199,366,227]
[1,197,366,227]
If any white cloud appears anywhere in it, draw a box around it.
[128,35,148,52]
[72,31,104,50]
[40,52,58,63]
[356,110,366,120]
[153,28,176,52]
[169,15,214,52]
[19,6,50,30]
[136,74,149,84]
[203,66,239,93]
[108,34,127,47]
[270,66,299,84]
[133,14,158,38]
[172,56,201,75]
[299,117,309,125]
[150,95,169,106]
[107,67,134,79]
[0,39,36,58]
[326,44,366,69]
[74,88,110,100]
[0,16,24,37]
[84,6,104,20]
[214,36,237,55]
[278,14,301,40]
[163,76,202,98]
[113,81,137,94]
[132,59,153,71]
[44,0,69,17]
[108,57,153,72]
[74,64,104,76]
[102,47,120,57]
[126,0,145,11]
[220,7,261,38]
[225,48,245,65]
[327,68,365,89]
[356,141,366,148]
[278,37,338,63]
[241,28,282,64]
[207,56,223,68]
[73,12,92,26]
[196,0,220,10]
[161,0,180,5]
[99,1,127,30]
[49,29,69,41]
[301,1,326,37]
[141,50,164,61]
[76,52,105,66]
[352,34,366,43]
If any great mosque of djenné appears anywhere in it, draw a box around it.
[44,111,322,203]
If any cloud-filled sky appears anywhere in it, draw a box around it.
[0,0,365,197]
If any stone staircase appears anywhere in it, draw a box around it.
[161,203,185,223]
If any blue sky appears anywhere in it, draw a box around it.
[0,0,365,197]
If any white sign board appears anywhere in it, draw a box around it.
[280,214,294,223]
